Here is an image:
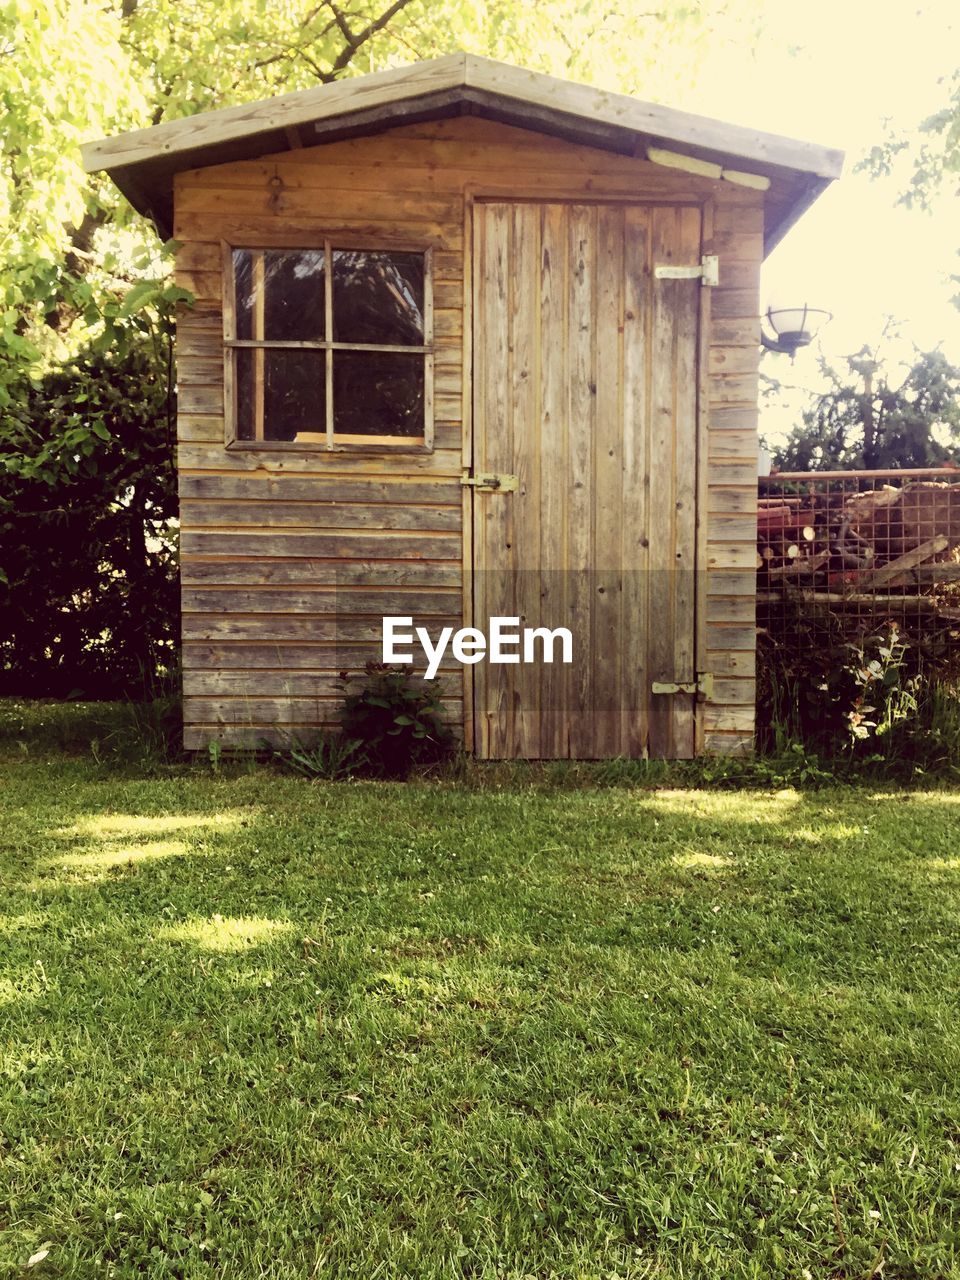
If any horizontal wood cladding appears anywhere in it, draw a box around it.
[181,560,462,587]
[183,669,459,696]
[176,113,762,754]
[182,587,461,614]
[179,499,462,532]
[183,641,461,672]
[181,530,461,561]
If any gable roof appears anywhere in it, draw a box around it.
[82,52,843,255]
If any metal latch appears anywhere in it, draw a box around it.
[653,254,719,287]
[652,672,714,701]
[461,470,518,493]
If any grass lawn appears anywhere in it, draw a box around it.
[3,733,960,1275]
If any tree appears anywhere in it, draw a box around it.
[0,303,179,697]
[768,347,960,472]
[863,65,960,305]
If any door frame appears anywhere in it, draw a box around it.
[461,191,714,758]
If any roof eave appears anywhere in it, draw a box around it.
[81,52,844,253]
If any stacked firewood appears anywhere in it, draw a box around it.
[757,480,960,624]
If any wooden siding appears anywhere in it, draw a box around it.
[175,115,761,753]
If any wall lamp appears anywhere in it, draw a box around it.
[761,302,832,356]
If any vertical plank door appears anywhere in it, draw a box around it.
[472,201,702,758]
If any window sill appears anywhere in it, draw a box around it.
[225,438,433,456]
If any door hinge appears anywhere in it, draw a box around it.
[461,469,518,493]
[654,254,719,287]
[652,672,714,701]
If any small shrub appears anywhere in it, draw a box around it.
[758,614,960,777]
[272,733,367,781]
[844,624,919,744]
[337,662,454,778]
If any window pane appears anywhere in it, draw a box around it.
[332,250,424,345]
[233,249,326,341]
[236,349,326,442]
[332,351,424,439]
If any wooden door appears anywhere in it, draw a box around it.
[471,201,702,758]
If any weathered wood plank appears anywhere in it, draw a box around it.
[181,529,461,560]
[176,186,463,225]
[182,586,460,614]
[706,486,757,514]
[177,444,463,473]
[183,694,463,726]
[178,473,461,504]
[709,345,760,375]
[620,205,651,758]
[703,730,753,755]
[706,512,756,541]
[710,289,759,320]
[180,499,462,532]
[707,459,758,486]
[565,201,597,759]
[706,595,755,623]
[472,201,512,758]
[173,214,463,250]
[183,613,461,641]
[184,669,460,696]
[537,200,569,759]
[705,648,756,677]
[181,558,461,587]
[708,372,760,403]
[703,703,755,733]
[704,623,756,652]
[670,203,701,759]
[183,641,460,670]
[592,202,624,759]
[706,542,760,570]
[178,414,225,443]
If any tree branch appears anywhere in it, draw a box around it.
[326,0,416,78]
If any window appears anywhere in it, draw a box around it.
[225,243,433,449]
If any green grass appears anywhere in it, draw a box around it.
[3,723,960,1276]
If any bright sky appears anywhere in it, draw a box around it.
[676,0,959,431]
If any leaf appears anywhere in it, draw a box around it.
[27,1248,50,1268]
[118,280,160,317]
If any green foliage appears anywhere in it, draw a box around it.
[271,732,368,781]
[338,662,454,777]
[757,612,960,778]
[845,625,919,743]
[769,347,960,471]
[0,691,183,766]
[863,67,960,298]
[0,297,179,697]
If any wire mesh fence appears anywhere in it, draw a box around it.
[757,467,960,672]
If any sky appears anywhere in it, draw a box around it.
[673,0,959,437]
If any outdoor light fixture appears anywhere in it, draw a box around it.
[761,302,832,356]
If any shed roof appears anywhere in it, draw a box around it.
[83,52,843,255]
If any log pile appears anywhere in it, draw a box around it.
[757,478,960,626]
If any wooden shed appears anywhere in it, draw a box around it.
[84,53,843,758]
